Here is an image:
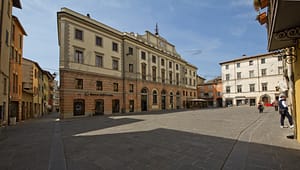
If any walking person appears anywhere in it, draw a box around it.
[278,94,294,128]
[273,99,279,111]
[258,101,264,113]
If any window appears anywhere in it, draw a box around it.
[161,69,165,83]
[95,55,103,67]
[75,29,83,40]
[34,69,37,78]
[237,85,242,93]
[3,78,7,94]
[237,72,241,79]
[169,71,173,84]
[170,92,174,104]
[96,81,103,91]
[249,84,255,92]
[5,30,9,46]
[278,56,283,61]
[74,49,83,64]
[128,47,133,55]
[152,66,156,81]
[261,58,266,64]
[113,83,118,92]
[75,79,83,89]
[261,69,267,76]
[141,63,146,80]
[112,42,118,52]
[95,36,102,46]
[225,74,230,81]
[129,64,133,73]
[129,84,134,93]
[153,90,157,105]
[176,73,179,85]
[249,60,253,66]
[141,51,146,60]
[152,55,156,63]
[225,65,229,69]
[169,61,172,68]
[7,2,11,17]
[278,66,283,74]
[161,58,164,66]
[176,64,179,70]
[73,99,85,116]
[236,63,240,68]
[217,92,221,97]
[226,86,231,93]
[262,83,268,91]
[19,35,23,48]
[112,59,119,70]
[12,24,15,42]
[249,70,254,78]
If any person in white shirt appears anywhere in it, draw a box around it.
[278,94,294,128]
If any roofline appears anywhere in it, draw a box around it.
[12,15,27,36]
[23,57,43,71]
[219,52,278,65]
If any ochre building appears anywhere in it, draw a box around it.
[57,8,198,118]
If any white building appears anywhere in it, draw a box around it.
[220,53,285,107]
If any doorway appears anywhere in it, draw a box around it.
[112,99,120,113]
[141,88,148,111]
[161,89,166,110]
[95,99,104,115]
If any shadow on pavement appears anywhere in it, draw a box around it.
[61,122,300,170]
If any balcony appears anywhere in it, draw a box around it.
[266,0,300,51]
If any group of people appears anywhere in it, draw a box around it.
[258,94,294,128]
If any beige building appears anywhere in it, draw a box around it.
[22,58,43,118]
[57,8,197,118]
[220,53,284,107]
[10,15,26,122]
[0,0,22,125]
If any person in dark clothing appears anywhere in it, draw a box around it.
[258,102,264,113]
[278,94,294,128]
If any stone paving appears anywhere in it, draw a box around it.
[1,106,300,170]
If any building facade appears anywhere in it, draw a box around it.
[22,58,43,118]
[9,15,26,122]
[0,0,21,125]
[255,0,300,142]
[197,76,222,107]
[57,8,197,118]
[220,53,283,107]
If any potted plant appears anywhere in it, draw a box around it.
[256,12,267,25]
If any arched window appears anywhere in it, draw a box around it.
[170,92,174,104]
[153,90,157,105]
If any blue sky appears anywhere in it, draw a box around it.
[13,0,268,80]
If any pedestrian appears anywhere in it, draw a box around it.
[273,99,279,111]
[258,101,264,113]
[278,94,294,128]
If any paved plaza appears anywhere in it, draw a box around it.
[1,107,300,170]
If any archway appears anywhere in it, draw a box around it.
[161,89,167,110]
[141,88,148,111]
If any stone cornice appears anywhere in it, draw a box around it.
[274,27,300,41]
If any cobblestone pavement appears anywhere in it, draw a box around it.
[1,107,300,170]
